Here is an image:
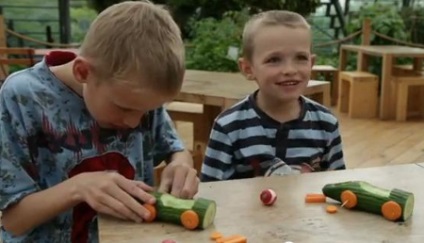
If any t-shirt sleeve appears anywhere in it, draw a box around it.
[0,82,39,211]
[151,107,185,164]
[201,120,234,182]
[323,121,345,170]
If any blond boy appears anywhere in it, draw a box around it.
[201,10,345,181]
[0,1,198,242]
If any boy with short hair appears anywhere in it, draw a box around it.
[0,1,199,242]
[201,10,345,181]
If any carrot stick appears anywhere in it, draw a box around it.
[222,236,247,243]
[381,201,402,221]
[305,193,327,203]
[180,210,199,230]
[216,235,247,243]
[340,190,358,209]
[326,205,338,214]
[142,203,157,222]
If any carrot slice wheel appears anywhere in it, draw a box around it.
[143,203,157,222]
[340,190,358,209]
[381,201,402,221]
[326,205,338,214]
[180,210,199,230]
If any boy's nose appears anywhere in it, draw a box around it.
[282,63,296,75]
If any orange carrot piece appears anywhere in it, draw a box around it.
[381,201,402,221]
[305,193,327,203]
[143,203,157,222]
[216,235,246,243]
[180,210,199,230]
[222,236,247,243]
[340,190,358,209]
[326,205,338,214]
[210,231,223,240]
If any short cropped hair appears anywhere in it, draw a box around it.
[79,1,185,94]
[242,10,311,61]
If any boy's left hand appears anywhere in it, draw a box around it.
[158,161,199,199]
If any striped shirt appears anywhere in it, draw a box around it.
[201,91,345,182]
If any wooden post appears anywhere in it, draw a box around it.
[0,7,6,48]
[0,7,8,81]
[361,18,372,46]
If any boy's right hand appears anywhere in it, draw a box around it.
[71,171,156,223]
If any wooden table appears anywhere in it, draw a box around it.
[339,45,424,120]
[99,163,424,243]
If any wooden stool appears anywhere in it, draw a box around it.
[392,75,424,121]
[311,65,339,106]
[164,101,205,174]
[338,71,379,118]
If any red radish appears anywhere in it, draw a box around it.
[162,240,176,243]
[260,189,277,206]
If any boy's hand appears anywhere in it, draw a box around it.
[158,161,199,199]
[72,171,156,223]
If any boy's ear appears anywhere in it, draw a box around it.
[310,54,316,68]
[238,57,255,80]
[73,57,92,84]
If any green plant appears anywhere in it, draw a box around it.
[346,3,409,74]
[346,3,408,45]
[185,9,250,72]
[70,7,97,43]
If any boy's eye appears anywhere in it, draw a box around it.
[266,57,281,63]
[297,55,309,60]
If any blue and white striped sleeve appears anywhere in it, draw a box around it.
[324,121,345,170]
[201,121,234,182]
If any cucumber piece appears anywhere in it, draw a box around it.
[152,192,217,229]
[322,181,414,221]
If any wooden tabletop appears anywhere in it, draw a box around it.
[34,48,79,56]
[341,45,424,57]
[179,70,330,108]
[98,163,424,243]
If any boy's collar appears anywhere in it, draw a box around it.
[45,51,77,66]
[248,90,306,126]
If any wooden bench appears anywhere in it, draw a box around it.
[392,75,424,121]
[311,65,338,106]
[304,80,331,107]
[0,47,35,82]
[338,71,379,118]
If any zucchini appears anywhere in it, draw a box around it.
[151,192,217,230]
[322,181,414,222]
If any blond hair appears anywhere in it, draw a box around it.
[242,10,311,61]
[79,1,185,94]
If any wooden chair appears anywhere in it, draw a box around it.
[0,47,36,82]
[338,71,379,119]
[391,74,424,121]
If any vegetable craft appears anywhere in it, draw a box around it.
[322,181,414,221]
[145,192,217,230]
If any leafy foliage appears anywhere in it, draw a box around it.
[185,9,250,72]
[346,3,409,45]
[345,3,410,75]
